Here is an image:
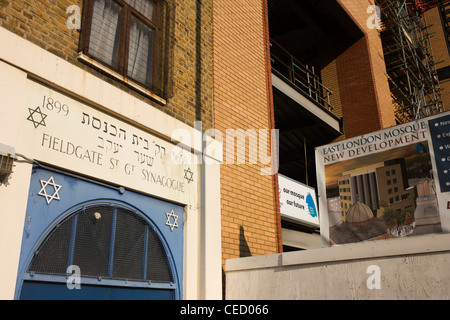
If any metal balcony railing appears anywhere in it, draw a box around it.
[270,39,334,112]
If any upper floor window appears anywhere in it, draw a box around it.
[80,0,166,100]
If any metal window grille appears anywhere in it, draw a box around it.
[28,203,173,283]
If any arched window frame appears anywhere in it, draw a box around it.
[17,199,180,299]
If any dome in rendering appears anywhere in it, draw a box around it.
[345,202,374,226]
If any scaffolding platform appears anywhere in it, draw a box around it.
[378,0,444,123]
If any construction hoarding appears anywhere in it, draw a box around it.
[315,111,450,246]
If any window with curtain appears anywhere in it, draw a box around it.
[80,0,163,94]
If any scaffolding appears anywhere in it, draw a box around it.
[378,0,444,123]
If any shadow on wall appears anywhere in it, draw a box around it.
[222,226,252,299]
[239,226,252,258]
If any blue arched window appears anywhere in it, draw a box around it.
[20,202,177,300]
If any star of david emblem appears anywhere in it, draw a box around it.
[37,176,62,204]
[165,209,179,231]
[184,167,194,184]
[27,106,47,128]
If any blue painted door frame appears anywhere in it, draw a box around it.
[15,166,184,300]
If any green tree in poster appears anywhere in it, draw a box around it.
[382,207,414,228]
[382,207,397,229]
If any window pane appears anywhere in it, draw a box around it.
[128,16,154,87]
[28,215,75,276]
[112,208,146,280]
[124,0,155,21]
[89,0,122,69]
[73,206,114,278]
[147,227,173,282]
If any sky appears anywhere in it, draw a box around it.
[324,142,431,188]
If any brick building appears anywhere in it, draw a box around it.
[212,0,281,264]
[0,0,222,299]
[0,0,448,300]
[425,4,450,111]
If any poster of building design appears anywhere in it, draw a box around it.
[315,111,450,246]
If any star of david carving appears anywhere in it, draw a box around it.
[27,106,47,128]
[184,167,194,184]
[165,209,179,231]
[38,176,62,204]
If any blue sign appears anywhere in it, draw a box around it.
[306,193,318,218]
[428,114,450,193]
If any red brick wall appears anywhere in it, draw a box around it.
[425,7,450,112]
[336,36,382,138]
[213,0,281,265]
[322,0,396,140]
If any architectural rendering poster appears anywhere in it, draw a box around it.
[315,111,450,246]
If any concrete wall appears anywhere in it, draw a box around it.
[225,233,450,299]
